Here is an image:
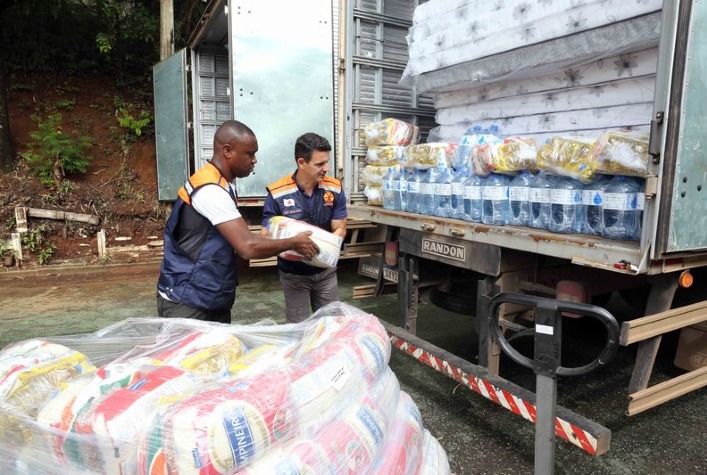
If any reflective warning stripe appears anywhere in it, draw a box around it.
[388,332,605,456]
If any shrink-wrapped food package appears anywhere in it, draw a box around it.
[406,142,458,170]
[364,118,420,147]
[537,136,597,183]
[365,145,407,166]
[592,130,650,177]
[0,303,451,475]
[266,216,343,269]
[361,164,395,186]
[472,136,538,176]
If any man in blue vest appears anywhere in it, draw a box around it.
[261,132,347,323]
[157,120,319,323]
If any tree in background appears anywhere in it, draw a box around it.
[0,0,208,173]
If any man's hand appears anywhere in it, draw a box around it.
[291,231,319,259]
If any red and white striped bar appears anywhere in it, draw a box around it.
[382,321,611,456]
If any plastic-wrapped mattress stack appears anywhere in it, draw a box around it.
[401,0,663,144]
[0,302,451,475]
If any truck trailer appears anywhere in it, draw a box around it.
[153,0,707,454]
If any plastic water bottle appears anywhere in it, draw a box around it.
[382,167,396,210]
[509,170,533,227]
[582,175,612,236]
[602,176,643,241]
[549,176,584,234]
[635,179,645,241]
[434,166,454,218]
[529,171,553,229]
[482,173,511,226]
[391,167,407,211]
[450,168,469,220]
[398,168,412,212]
[463,173,484,222]
[406,169,423,214]
[418,167,438,216]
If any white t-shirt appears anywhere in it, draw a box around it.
[158,183,241,303]
[190,183,242,225]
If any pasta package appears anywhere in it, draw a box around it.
[406,142,457,170]
[266,216,343,269]
[364,184,383,206]
[592,130,650,177]
[361,165,394,186]
[472,137,537,176]
[537,136,597,183]
[365,145,407,166]
[364,118,420,147]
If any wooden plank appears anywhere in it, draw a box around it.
[15,207,28,233]
[627,365,707,416]
[26,207,100,225]
[620,300,707,345]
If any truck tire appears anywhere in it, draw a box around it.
[429,285,477,316]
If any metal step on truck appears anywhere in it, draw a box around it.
[153,0,707,461]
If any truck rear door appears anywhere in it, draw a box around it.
[651,0,707,257]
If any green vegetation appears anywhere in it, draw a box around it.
[21,225,56,265]
[21,113,94,187]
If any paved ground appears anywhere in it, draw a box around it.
[0,260,705,474]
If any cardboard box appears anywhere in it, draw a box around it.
[674,321,707,371]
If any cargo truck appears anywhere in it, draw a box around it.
[154,0,707,441]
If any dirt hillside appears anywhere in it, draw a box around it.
[1,74,165,268]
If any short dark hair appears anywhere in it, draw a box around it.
[294,132,331,163]
[214,120,255,148]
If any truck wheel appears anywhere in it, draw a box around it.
[429,285,477,315]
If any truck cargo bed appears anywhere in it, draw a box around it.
[348,204,643,274]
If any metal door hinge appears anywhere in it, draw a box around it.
[648,111,664,164]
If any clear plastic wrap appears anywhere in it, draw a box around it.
[361,164,395,186]
[405,142,458,170]
[472,136,538,176]
[452,124,501,171]
[365,145,407,166]
[591,130,650,178]
[363,184,383,206]
[537,136,597,183]
[266,216,343,269]
[364,118,420,147]
[0,302,449,474]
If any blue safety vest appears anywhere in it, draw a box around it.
[157,163,238,310]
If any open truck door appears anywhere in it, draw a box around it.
[152,48,190,201]
[651,0,707,257]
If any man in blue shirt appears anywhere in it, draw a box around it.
[262,133,347,323]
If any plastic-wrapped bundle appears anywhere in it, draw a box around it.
[473,136,538,176]
[0,340,95,417]
[140,313,392,474]
[365,145,407,166]
[363,185,383,206]
[364,119,420,147]
[452,124,501,171]
[109,330,246,376]
[1,305,450,475]
[361,165,394,186]
[406,142,458,170]
[592,130,650,178]
[537,136,597,183]
[366,391,424,475]
[266,216,343,269]
[239,368,400,475]
[419,429,452,475]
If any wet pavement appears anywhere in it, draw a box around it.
[0,260,705,474]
